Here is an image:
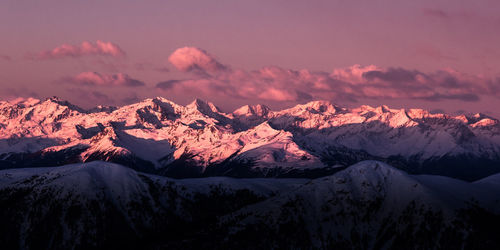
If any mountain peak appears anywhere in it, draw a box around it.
[287,100,339,115]
[347,160,400,173]
[375,105,392,113]
[453,113,498,126]
[233,104,271,117]
[151,96,176,105]
[90,126,119,143]
[8,97,41,107]
[336,160,412,188]
[43,96,85,112]
[187,98,220,114]
[47,96,62,102]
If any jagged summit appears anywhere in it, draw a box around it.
[43,96,86,113]
[7,97,41,107]
[186,98,222,114]
[233,104,271,117]
[280,100,340,115]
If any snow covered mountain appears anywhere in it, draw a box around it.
[0,160,498,249]
[2,96,500,180]
[222,161,500,249]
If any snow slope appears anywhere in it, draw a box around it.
[0,160,499,249]
[222,161,500,249]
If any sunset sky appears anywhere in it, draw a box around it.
[1,0,500,116]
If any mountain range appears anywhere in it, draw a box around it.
[2,96,500,181]
[2,96,500,249]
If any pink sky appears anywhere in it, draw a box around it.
[1,0,500,117]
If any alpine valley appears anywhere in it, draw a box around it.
[1,97,500,249]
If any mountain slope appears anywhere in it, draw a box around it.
[221,161,500,249]
[0,161,307,249]
[0,161,498,249]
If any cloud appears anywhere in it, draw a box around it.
[422,8,478,23]
[34,40,126,60]
[154,67,170,73]
[161,64,486,103]
[0,87,39,100]
[62,72,145,87]
[430,109,445,114]
[156,80,182,90]
[121,93,140,104]
[134,62,170,73]
[65,88,115,105]
[158,47,500,104]
[363,68,422,83]
[423,8,449,19]
[168,47,228,74]
[416,46,458,61]
[0,55,12,61]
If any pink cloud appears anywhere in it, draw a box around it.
[168,47,228,74]
[134,62,170,72]
[157,47,500,104]
[0,87,39,101]
[0,55,12,61]
[65,88,116,105]
[423,8,449,19]
[422,8,478,23]
[62,72,145,87]
[35,40,126,60]
[416,46,458,61]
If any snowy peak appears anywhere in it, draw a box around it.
[186,98,221,114]
[463,113,498,126]
[405,108,433,120]
[81,125,132,159]
[339,160,409,182]
[375,104,391,113]
[233,104,272,128]
[7,97,41,107]
[316,160,420,199]
[354,104,392,114]
[240,121,284,140]
[233,104,271,117]
[283,100,339,115]
[89,126,119,143]
[44,96,86,113]
[183,98,234,127]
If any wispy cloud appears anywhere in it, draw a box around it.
[61,72,145,87]
[422,8,478,22]
[134,62,170,73]
[416,46,458,61]
[156,80,182,90]
[0,87,39,100]
[31,41,126,60]
[0,55,12,61]
[65,88,116,105]
[161,47,500,103]
[423,8,450,19]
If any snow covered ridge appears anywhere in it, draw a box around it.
[1,96,500,180]
[0,160,499,249]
